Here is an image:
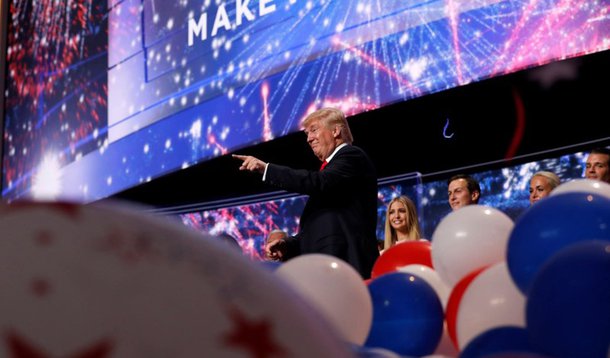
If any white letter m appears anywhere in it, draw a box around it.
[188,13,207,46]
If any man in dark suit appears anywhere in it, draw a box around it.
[233,108,379,278]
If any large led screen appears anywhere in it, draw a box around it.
[3,0,609,202]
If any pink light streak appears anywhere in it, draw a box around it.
[506,0,601,70]
[491,0,544,75]
[207,134,228,155]
[261,82,273,141]
[446,0,464,85]
[333,38,421,97]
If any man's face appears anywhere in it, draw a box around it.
[585,153,610,183]
[304,119,338,161]
[448,178,476,211]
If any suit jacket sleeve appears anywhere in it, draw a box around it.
[264,145,371,196]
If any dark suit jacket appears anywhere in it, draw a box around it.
[265,145,379,278]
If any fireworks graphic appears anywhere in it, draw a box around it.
[3,0,609,203]
[4,0,107,199]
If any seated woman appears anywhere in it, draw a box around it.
[382,195,422,252]
[529,170,560,205]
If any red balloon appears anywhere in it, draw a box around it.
[371,240,433,279]
[445,266,488,350]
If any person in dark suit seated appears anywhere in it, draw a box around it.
[447,174,481,211]
[233,108,379,278]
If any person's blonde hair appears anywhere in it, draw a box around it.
[532,171,560,190]
[383,195,421,250]
[302,108,353,144]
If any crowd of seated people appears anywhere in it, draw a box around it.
[374,147,609,254]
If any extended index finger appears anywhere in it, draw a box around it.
[232,154,248,161]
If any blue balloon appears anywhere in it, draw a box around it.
[259,260,282,271]
[526,240,610,358]
[365,272,443,356]
[507,192,610,294]
[349,343,406,358]
[460,326,537,358]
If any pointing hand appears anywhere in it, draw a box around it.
[232,154,267,173]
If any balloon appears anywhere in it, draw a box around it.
[351,344,404,358]
[275,254,373,345]
[371,240,432,278]
[0,201,350,357]
[460,326,535,358]
[445,266,487,349]
[456,263,526,350]
[526,240,610,358]
[431,205,513,288]
[365,272,444,357]
[431,323,459,357]
[260,260,282,271]
[551,178,610,200]
[507,192,610,294]
[398,264,450,308]
[484,353,550,358]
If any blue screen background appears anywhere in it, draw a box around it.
[3,0,608,202]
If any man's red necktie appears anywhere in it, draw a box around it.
[320,160,328,171]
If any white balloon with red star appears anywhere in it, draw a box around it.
[0,201,351,357]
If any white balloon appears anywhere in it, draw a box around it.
[430,322,459,357]
[456,262,526,350]
[551,178,610,199]
[276,254,373,345]
[431,205,514,288]
[0,201,350,357]
[398,264,451,309]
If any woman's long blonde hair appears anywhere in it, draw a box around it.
[384,195,421,250]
